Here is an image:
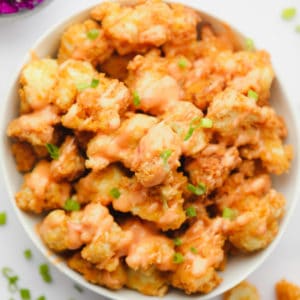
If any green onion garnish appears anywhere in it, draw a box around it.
[245,38,255,51]
[45,143,59,160]
[20,289,31,300]
[248,89,258,101]
[0,211,7,225]
[190,247,198,254]
[63,198,81,212]
[173,237,182,246]
[222,207,237,220]
[186,206,197,218]
[76,82,90,92]
[2,267,19,292]
[90,78,99,88]
[173,252,184,264]
[187,182,206,196]
[133,91,141,107]
[296,25,300,32]
[178,58,188,69]
[110,188,121,199]
[281,7,297,20]
[87,29,100,40]
[24,249,32,260]
[200,118,213,128]
[74,283,83,293]
[39,264,52,283]
[37,296,46,300]
[184,117,213,141]
[160,149,172,166]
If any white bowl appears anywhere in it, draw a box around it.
[1,1,300,299]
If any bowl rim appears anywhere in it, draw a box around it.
[1,1,300,299]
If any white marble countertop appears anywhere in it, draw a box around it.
[0,0,300,299]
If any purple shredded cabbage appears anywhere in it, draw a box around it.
[0,0,44,14]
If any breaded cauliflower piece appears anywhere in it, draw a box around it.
[7,105,60,146]
[171,218,226,294]
[19,58,58,113]
[11,142,37,172]
[62,74,130,132]
[185,144,241,193]
[50,136,85,182]
[58,19,113,66]
[276,279,300,300]
[91,0,173,55]
[68,252,127,290]
[126,267,169,297]
[15,160,71,213]
[40,202,132,271]
[86,113,157,171]
[223,281,260,300]
[132,121,182,187]
[122,218,175,271]
[75,165,125,206]
[51,59,97,112]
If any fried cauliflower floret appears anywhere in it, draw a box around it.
[185,144,241,193]
[75,165,125,206]
[40,202,132,271]
[51,59,97,112]
[91,0,173,55]
[86,113,157,171]
[62,74,130,132]
[132,122,181,187]
[276,279,300,300]
[216,173,285,252]
[15,160,71,213]
[58,19,113,66]
[122,218,175,271]
[11,142,37,172]
[50,136,85,182]
[113,171,187,230]
[68,252,127,290]
[19,58,58,113]
[223,281,260,300]
[7,105,60,146]
[171,218,226,294]
[126,267,169,296]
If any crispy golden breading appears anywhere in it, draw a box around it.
[223,281,260,300]
[11,142,36,172]
[58,19,113,66]
[15,160,71,213]
[276,279,300,300]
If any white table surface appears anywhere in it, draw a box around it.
[0,0,300,299]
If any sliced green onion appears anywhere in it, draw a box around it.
[37,296,46,300]
[281,7,296,20]
[39,264,52,283]
[74,283,83,293]
[173,252,184,264]
[45,143,59,160]
[186,206,197,218]
[133,91,141,107]
[87,28,100,40]
[90,78,99,88]
[63,198,81,212]
[173,237,182,246]
[222,207,237,220]
[200,118,213,128]
[110,188,121,199]
[24,249,32,260]
[190,246,198,254]
[0,211,7,225]
[248,89,258,101]
[184,127,195,141]
[295,25,300,32]
[187,182,206,196]
[20,289,31,300]
[76,82,90,92]
[2,267,19,292]
[160,149,172,165]
[245,38,255,51]
[178,58,188,69]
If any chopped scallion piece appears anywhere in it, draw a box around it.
[248,89,258,101]
[190,246,198,254]
[186,206,197,218]
[160,149,172,166]
[45,143,59,160]
[0,211,7,225]
[74,283,83,293]
[76,82,90,92]
[173,237,182,246]
[91,78,99,88]
[187,182,206,196]
[184,127,195,141]
[39,264,52,283]
[87,28,100,40]
[110,188,121,199]
[37,296,46,300]
[2,267,19,292]
[173,252,184,264]
[200,118,213,128]
[20,289,31,300]
[245,38,255,51]
[281,7,297,20]
[133,91,141,106]
[178,58,188,69]
[63,198,81,212]
[222,207,237,220]
[24,249,32,260]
